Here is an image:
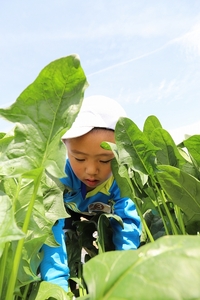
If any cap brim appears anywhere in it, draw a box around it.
[62,126,94,139]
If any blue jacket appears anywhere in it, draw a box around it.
[40,159,141,292]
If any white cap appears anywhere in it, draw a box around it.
[62,95,127,139]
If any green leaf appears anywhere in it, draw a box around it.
[143,115,162,137]
[157,165,200,233]
[82,235,200,300]
[28,281,72,300]
[0,55,88,178]
[0,132,6,139]
[150,128,182,166]
[97,213,122,253]
[149,128,197,178]
[111,157,135,200]
[184,135,200,167]
[115,117,159,176]
[0,191,24,256]
[10,170,68,249]
[107,147,151,215]
[0,55,87,127]
[3,236,44,292]
[0,55,88,299]
[65,229,83,278]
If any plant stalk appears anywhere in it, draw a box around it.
[156,186,179,235]
[0,242,10,298]
[155,196,170,235]
[97,214,106,254]
[5,170,43,300]
[21,283,30,300]
[134,201,155,243]
[174,205,186,235]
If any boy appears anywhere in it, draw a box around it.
[40,95,141,292]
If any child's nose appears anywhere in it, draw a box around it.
[86,163,98,175]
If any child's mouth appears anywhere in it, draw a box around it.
[85,179,99,187]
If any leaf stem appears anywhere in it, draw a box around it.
[156,186,179,235]
[21,283,30,300]
[174,205,186,235]
[154,196,170,235]
[78,262,87,297]
[5,170,43,300]
[134,200,154,243]
[97,214,106,254]
[0,242,10,298]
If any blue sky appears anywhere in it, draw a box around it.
[1,1,200,142]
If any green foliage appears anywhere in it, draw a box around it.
[28,281,72,300]
[65,212,117,294]
[91,115,200,299]
[103,115,200,241]
[80,235,200,300]
[0,55,88,300]
[1,56,200,299]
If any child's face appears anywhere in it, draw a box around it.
[65,129,115,191]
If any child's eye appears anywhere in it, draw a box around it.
[75,158,85,162]
[100,159,112,164]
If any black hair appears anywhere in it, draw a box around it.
[91,127,114,132]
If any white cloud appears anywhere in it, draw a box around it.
[180,23,200,57]
[88,41,173,77]
[158,80,166,91]
[170,22,200,58]
[134,96,141,104]
[169,121,200,144]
